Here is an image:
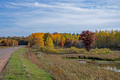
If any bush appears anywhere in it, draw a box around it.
[39,46,58,54]
[57,47,86,54]
[39,46,47,53]
[67,47,83,54]
[85,48,111,54]
[37,46,111,55]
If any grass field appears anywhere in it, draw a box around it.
[1,47,54,80]
[62,51,120,61]
[28,47,120,80]
[32,46,120,61]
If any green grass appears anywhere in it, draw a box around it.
[3,47,53,80]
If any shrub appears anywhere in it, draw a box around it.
[57,47,86,54]
[38,46,111,55]
[85,48,111,54]
[39,46,47,53]
[68,47,81,54]
[39,46,58,54]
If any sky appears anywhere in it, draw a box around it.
[0,0,120,36]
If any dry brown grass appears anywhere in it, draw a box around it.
[62,51,120,61]
[27,48,120,80]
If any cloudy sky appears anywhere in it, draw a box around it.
[0,0,120,36]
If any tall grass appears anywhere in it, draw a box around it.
[28,48,120,80]
[62,50,120,61]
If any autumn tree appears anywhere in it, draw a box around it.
[43,33,52,46]
[79,30,95,51]
[63,33,79,41]
[45,36,54,48]
[0,39,8,46]
[28,33,44,47]
[59,35,65,47]
[95,30,120,48]
[0,39,18,46]
[52,33,61,46]
[64,38,72,47]
[72,40,78,47]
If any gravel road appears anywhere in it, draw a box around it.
[0,46,23,73]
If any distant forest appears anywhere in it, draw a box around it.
[0,30,120,49]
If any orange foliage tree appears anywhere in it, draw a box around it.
[28,33,44,47]
[51,33,61,46]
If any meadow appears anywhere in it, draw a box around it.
[1,30,120,80]
[27,47,120,80]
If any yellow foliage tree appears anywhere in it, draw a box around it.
[45,36,54,48]
[61,35,65,44]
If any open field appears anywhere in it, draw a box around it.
[62,50,120,61]
[31,47,120,61]
[0,45,120,80]
[27,48,120,80]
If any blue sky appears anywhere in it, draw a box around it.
[0,0,120,36]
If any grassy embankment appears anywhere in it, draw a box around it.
[29,47,120,80]
[2,47,54,80]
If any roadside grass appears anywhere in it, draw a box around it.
[0,46,8,49]
[3,47,53,80]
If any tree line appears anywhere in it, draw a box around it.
[28,30,120,50]
[0,36,28,46]
[1,30,120,50]
[95,30,120,49]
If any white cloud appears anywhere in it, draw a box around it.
[11,2,120,26]
[0,1,120,36]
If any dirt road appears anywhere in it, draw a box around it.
[0,46,23,73]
